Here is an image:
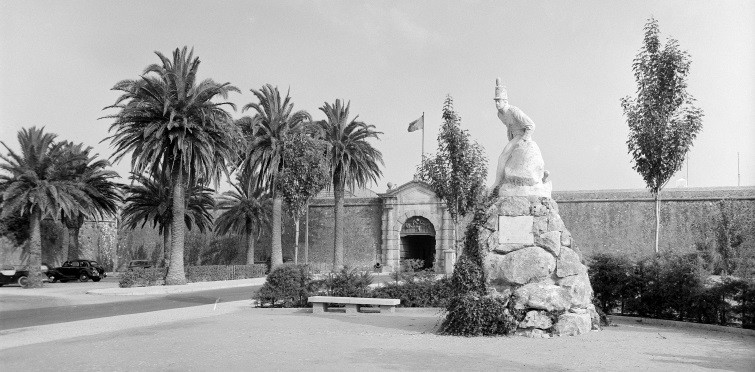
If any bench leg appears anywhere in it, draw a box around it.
[344,304,359,314]
[379,305,395,314]
[312,303,326,314]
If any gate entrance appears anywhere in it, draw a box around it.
[400,216,436,270]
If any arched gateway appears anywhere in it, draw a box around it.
[379,180,456,273]
[400,216,436,269]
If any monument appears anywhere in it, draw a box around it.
[479,78,598,336]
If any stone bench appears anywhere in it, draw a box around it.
[308,296,400,314]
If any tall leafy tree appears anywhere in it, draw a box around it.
[278,129,329,263]
[214,171,270,264]
[121,172,214,266]
[417,95,488,255]
[240,84,311,267]
[316,99,383,269]
[621,18,704,253]
[104,46,239,284]
[57,141,121,262]
[0,127,88,288]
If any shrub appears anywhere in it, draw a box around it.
[255,264,311,307]
[588,252,634,313]
[372,277,453,307]
[440,293,518,336]
[186,264,266,282]
[312,266,373,297]
[119,267,166,288]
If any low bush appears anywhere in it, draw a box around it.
[440,293,519,336]
[372,277,453,307]
[119,267,166,288]
[588,251,755,327]
[255,264,311,307]
[311,266,373,297]
[118,264,266,288]
[186,264,266,282]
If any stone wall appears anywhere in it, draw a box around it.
[553,187,755,260]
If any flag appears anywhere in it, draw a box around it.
[407,114,424,132]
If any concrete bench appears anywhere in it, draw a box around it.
[308,296,400,314]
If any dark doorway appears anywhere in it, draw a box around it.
[400,235,436,270]
[400,216,437,270]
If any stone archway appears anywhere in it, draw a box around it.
[400,216,436,270]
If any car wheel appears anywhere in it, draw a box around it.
[78,273,89,282]
[18,276,29,288]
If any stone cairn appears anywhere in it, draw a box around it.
[478,196,599,337]
[480,78,598,337]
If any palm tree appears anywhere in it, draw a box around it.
[121,172,215,267]
[316,100,383,269]
[103,46,239,284]
[240,84,311,267]
[0,127,89,287]
[214,171,270,265]
[57,141,121,262]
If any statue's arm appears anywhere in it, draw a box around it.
[511,106,535,138]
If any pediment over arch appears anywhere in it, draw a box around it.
[381,180,441,205]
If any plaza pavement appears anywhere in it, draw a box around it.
[2,277,754,371]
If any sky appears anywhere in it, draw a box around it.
[1,0,753,193]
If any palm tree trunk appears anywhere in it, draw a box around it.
[294,217,300,264]
[654,193,660,254]
[271,197,283,267]
[162,226,171,267]
[166,171,187,285]
[334,184,345,270]
[60,226,69,266]
[26,208,43,288]
[69,227,81,260]
[246,230,256,265]
[66,228,77,261]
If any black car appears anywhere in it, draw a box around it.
[127,260,152,270]
[0,264,53,287]
[49,260,106,283]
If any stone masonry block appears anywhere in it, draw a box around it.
[497,196,531,216]
[532,216,548,235]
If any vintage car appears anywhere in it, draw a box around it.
[0,263,53,287]
[49,260,106,283]
[127,260,152,270]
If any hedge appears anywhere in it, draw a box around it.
[588,251,755,328]
[119,264,266,288]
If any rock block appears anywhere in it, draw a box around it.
[516,328,550,338]
[586,304,601,330]
[556,247,586,278]
[558,273,593,308]
[493,243,528,254]
[519,310,553,329]
[497,196,531,216]
[487,247,555,285]
[553,313,592,336]
[532,216,548,235]
[513,282,571,311]
[560,229,572,247]
[530,204,548,216]
[547,213,565,232]
[534,231,561,256]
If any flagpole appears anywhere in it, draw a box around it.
[421,112,425,160]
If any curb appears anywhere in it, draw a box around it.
[611,315,755,337]
[86,277,267,296]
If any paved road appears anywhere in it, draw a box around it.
[0,285,260,330]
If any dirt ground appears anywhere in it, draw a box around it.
[2,306,753,371]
